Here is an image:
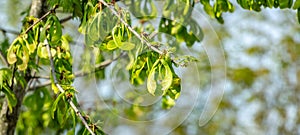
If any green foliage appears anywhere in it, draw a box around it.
[0,68,16,112]
[6,16,43,71]
[47,0,82,17]
[159,0,204,46]
[16,88,79,135]
[1,0,300,134]
[129,0,157,21]
[201,0,234,23]
[147,58,173,96]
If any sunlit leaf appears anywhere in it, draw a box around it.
[49,15,63,45]
[7,38,20,65]
[147,66,157,96]
[106,40,118,50]
[293,0,300,9]
[119,42,135,50]
[161,59,173,91]
[37,43,46,58]
[113,34,122,47]
[162,96,175,109]
[17,48,29,71]
[7,46,17,65]
[279,0,293,8]
[87,13,101,42]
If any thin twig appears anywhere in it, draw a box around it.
[29,54,122,89]
[23,5,59,35]
[29,80,51,90]
[60,16,73,23]
[46,44,95,135]
[99,0,186,67]
[75,52,125,77]
[30,75,50,79]
[0,51,8,67]
[99,0,164,55]
[0,6,57,66]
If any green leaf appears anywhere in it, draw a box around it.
[112,26,122,48]
[266,0,274,7]
[24,35,36,54]
[17,47,29,71]
[0,68,12,87]
[37,43,49,59]
[7,38,20,65]
[52,83,60,94]
[279,0,293,8]
[160,59,173,91]
[67,129,76,135]
[40,20,50,42]
[162,96,175,109]
[7,46,17,65]
[88,13,101,42]
[51,92,64,119]
[147,66,157,96]
[119,42,135,50]
[17,60,27,71]
[50,15,63,45]
[203,3,215,18]
[71,109,76,129]
[61,35,71,51]
[57,108,63,125]
[2,85,17,113]
[294,0,300,9]
[106,40,118,50]
[26,43,36,54]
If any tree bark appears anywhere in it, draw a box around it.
[29,0,47,18]
[0,82,28,135]
[0,0,46,134]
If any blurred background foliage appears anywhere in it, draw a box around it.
[1,0,300,134]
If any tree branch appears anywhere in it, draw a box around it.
[29,53,123,90]
[59,16,73,23]
[46,44,95,135]
[29,80,51,90]
[23,5,58,35]
[99,0,186,66]
[0,13,72,36]
[75,52,125,77]
[1,1,51,134]
[99,0,164,55]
